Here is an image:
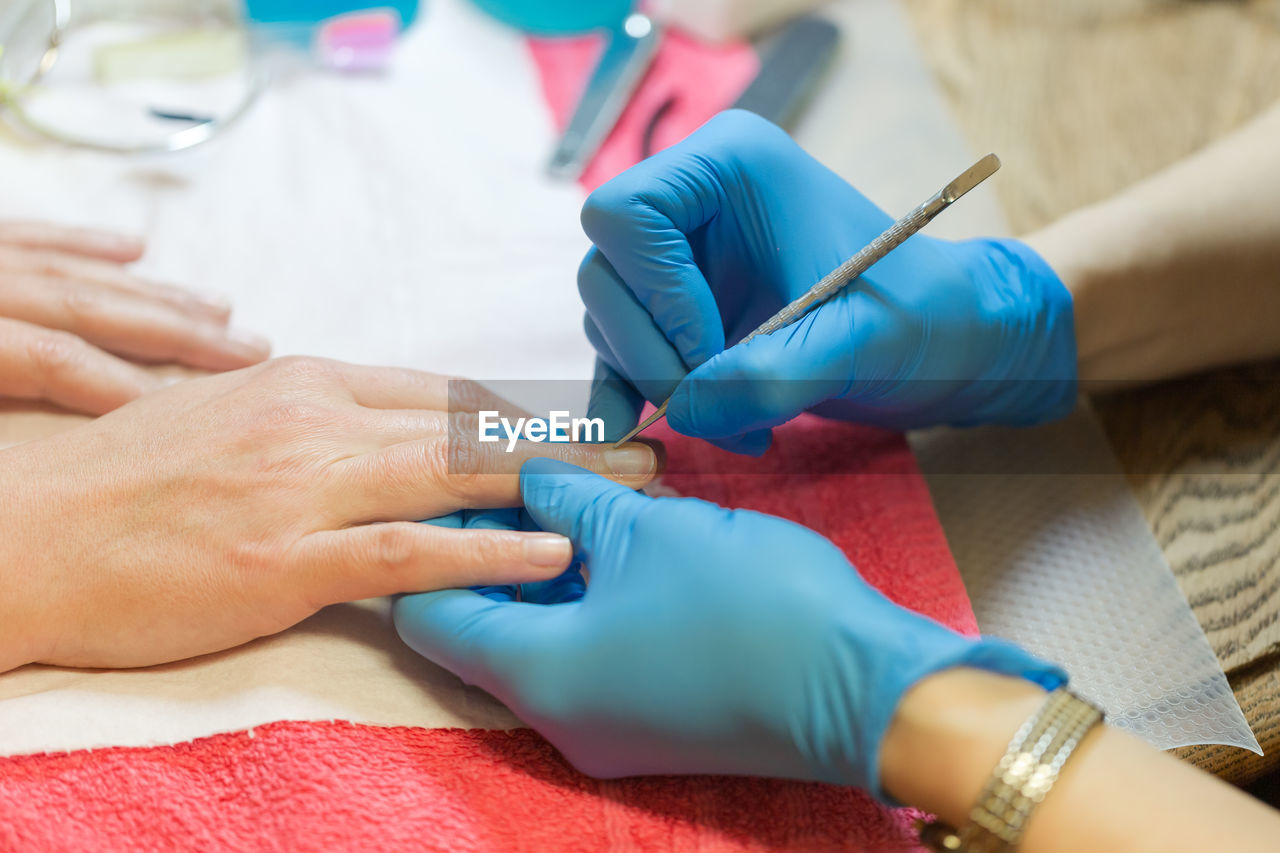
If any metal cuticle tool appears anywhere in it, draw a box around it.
[612,153,1001,447]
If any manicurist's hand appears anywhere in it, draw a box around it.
[0,221,270,415]
[0,359,657,672]
[580,110,1077,453]
[394,460,1059,794]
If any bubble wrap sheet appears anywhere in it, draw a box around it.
[910,405,1259,752]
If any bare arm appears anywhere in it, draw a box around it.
[1024,101,1280,385]
[879,109,1280,846]
[881,669,1280,852]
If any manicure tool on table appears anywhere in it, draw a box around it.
[547,12,661,180]
[612,152,1002,447]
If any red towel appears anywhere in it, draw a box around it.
[0,724,932,852]
[0,419,961,851]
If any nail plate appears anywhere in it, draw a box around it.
[227,327,271,353]
[193,290,232,313]
[605,444,656,478]
[523,533,573,568]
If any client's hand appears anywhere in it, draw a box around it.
[0,221,270,415]
[0,359,657,671]
[395,461,1059,797]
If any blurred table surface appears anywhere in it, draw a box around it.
[900,0,1280,783]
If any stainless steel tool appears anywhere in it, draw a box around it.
[613,152,1001,446]
[547,12,661,181]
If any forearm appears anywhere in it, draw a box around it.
[1024,100,1280,385]
[881,668,1280,852]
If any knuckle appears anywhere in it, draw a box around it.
[720,107,788,152]
[446,378,489,413]
[26,331,84,380]
[462,531,515,572]
[436,435,486,498]
[448,409,483,444]
[726,350,787,404]
[734,343,778,381]
[267,354,311,373]
[449,410,525,478]
[578,186,628,241]
[718,107,777,137]
[59,286,105,326]
[371,524,421,579]
[263,355,341,387]
[744,381,792,419]
[254,400,332,433]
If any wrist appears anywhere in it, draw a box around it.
[879,668,1048,824]
[1023,201,1160,387]
[0,444,57,671]
[951,237,1078,426]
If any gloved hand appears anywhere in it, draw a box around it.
[580,110,1077,453]
[396,459,1063,797]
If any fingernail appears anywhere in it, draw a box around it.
[523,533,573,568]
[192,290,232,313]
[605,444,656,478]
[93,232,143,252]
[227,327,271,354]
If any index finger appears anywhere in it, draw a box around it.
[0,222,145,263]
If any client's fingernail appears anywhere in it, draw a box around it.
[523,533,573,568]
[605,444,656,478]
[93,232,144,253]
[193,290,232,313]
[227,327,271,354]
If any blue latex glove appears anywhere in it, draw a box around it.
[580,110,1077,453]
[396,459,1064,797]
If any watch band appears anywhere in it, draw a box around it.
[919,687,1104,853]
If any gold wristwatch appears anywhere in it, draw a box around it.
[918,687,1104,853]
